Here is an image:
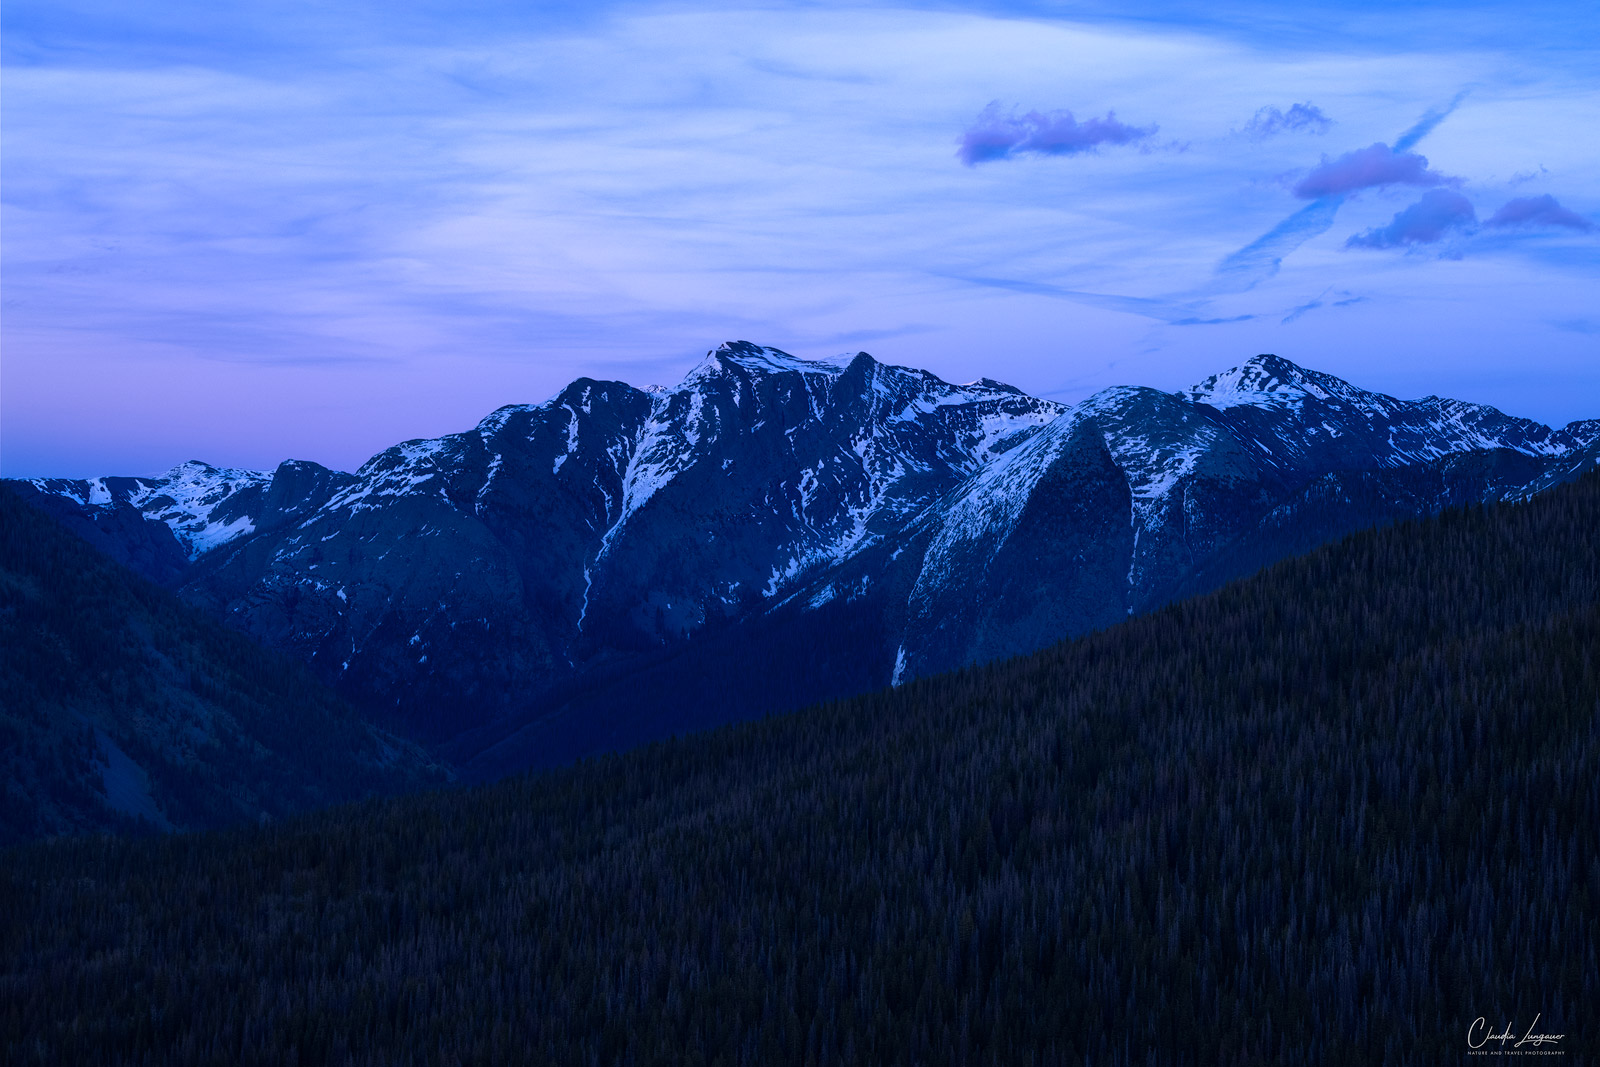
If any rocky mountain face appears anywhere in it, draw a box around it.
[881,356,1600,681]
[14,344,1598,765]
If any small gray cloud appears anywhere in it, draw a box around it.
[1244,102,1332,138]
[1294,142,1453,199]
[1346,189,1476,249]
[1485,194,1594,232]
[957,103,1157,166]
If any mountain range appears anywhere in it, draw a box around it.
[12,343,1599,772]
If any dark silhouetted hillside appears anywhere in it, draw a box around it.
[0,486,447,845]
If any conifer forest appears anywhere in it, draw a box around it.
[4,473,1596,1065]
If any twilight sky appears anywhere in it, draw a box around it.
[3,0,1597,477]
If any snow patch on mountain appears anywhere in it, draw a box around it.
[326,440,458,515]
[908,409,1083,602]
[142,462,273,555]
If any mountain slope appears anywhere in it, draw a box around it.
[6,471,1596,1065]
[0,487,447,845]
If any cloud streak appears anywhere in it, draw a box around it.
[1212,196,1346,287]
[944,273,1191,321]
[1392,89,1470,152]
[956,103,1156,166]
[1293,143,1453,199]
[1346,189,1476,249]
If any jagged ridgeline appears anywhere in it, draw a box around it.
[0,486,446,844]
[5,473,1596,1065]
[10,345,1598,765]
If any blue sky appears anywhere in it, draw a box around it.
[3,0,1597,476]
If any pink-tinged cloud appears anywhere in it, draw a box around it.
[957,104,1156,166]
[1293,142,1452,199]
[1346,189,1476,249]
[1485,194,1595,231]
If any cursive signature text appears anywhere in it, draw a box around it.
[1468,1014,1564,1050]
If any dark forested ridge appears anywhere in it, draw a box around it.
[0,487,447,844]
[4,473,1598,1065]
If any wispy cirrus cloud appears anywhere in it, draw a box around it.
[1553,317,1600,334]
[1170,313,1256,326]
[1346,189,1476,249]
[1280,290,1364,324]
[1244,102,1332,138]
[1293,143,1454,199]
[1486,194,1594,231]
[956,103,1156,166]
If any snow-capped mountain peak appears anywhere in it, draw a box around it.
[689,340,853,383]
[1186,353,1393,416]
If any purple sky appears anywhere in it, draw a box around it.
[3,0,1597,477]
